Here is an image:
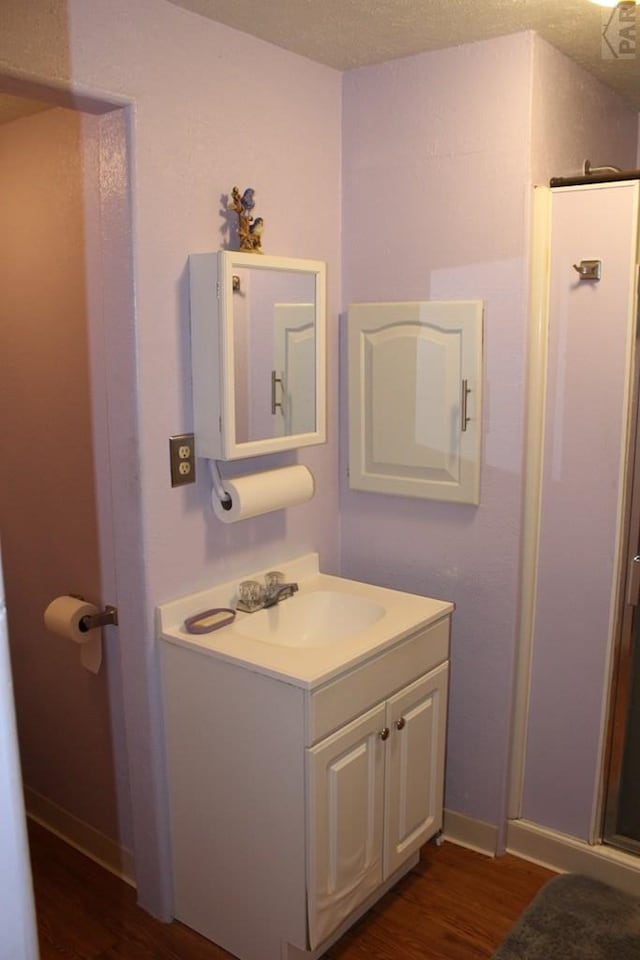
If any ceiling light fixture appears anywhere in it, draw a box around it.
[588,0,636,7]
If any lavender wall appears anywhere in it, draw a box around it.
[340,33,639,843]
[531,35,638,184]
[1,0,341,913]
[341,33,534,836]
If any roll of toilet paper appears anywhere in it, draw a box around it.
[44,596,103,674]
[44,595,98,643]
[212,464,315,523]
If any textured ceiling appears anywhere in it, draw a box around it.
[3,1,638,125]
[167,0,640,109]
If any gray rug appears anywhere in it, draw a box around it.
[492,873,640,959]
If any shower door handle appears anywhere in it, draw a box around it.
[628,556,640,606]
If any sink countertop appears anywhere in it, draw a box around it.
[156,553,454,690]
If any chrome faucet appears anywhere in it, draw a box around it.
[236,571,299,613]
[263,582,299,608]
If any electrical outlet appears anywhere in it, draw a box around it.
[169,433,196,487]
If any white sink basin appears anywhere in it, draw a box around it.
[158,554,454,687]
[232,589,385,648]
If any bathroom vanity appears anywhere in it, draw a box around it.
[158,554,453,960]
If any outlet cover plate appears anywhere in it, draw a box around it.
[169,433,196,487]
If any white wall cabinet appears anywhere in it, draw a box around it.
[160,616,450,960]
[189,251,326,459]
[348,301,483,504]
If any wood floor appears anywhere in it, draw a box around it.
[29,821,555,960]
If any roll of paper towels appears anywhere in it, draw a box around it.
[44,596,102,674]
[212,464,315,523]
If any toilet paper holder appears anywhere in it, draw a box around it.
[80,605,118,632]
[71,597,119,631]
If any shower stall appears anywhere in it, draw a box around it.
[602,410,640,855]
[510,172,640,867]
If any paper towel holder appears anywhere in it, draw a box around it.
[209,460,233,512]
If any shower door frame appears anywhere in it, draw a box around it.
[510,181,640,849]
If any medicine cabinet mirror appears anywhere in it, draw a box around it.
[190,251,327,460]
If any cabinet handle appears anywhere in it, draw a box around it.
[461,379,471,432]
[395,717,406,731]
[378,727,390,741]
[271,370,284,415]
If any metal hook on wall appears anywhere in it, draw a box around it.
[572,260,602,281]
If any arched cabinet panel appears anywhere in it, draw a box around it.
[348,301,483,504]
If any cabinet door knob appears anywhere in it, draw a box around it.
[395,717,406,731]
[378,727,390,741]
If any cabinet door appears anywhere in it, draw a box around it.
[348,301,483,504]
[306,703,386,948]
[384,663,448,876]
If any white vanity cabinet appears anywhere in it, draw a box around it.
[159,605,450,960]
[307,662,448,947]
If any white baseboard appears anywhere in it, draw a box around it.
[25,786,135,885]
[507,819,640,896]
[443,809,499,856]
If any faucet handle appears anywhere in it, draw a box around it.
[264,570,285,593]
[238,580,264,611]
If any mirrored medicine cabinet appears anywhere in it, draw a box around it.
[189,251,327,460]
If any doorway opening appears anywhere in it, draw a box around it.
[602,362,640,857]
[0,84,153,903]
